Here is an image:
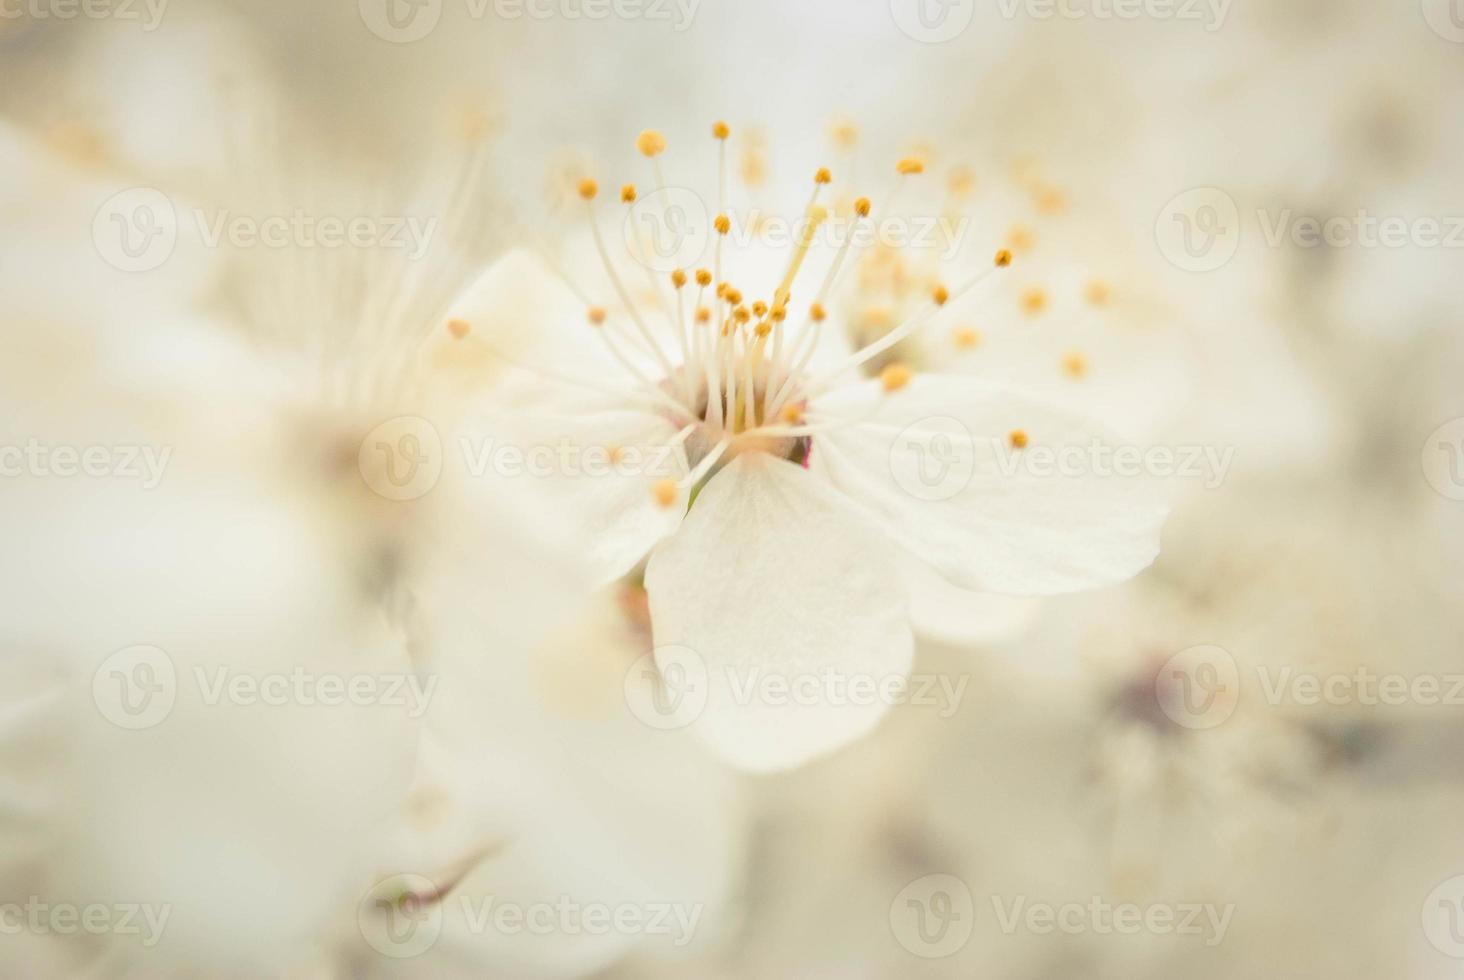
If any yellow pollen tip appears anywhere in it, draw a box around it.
[620,184,637,203]
[636,129,667,157]
[671,269,688,288]
[712,120,730,140]
[896,157,925,175]
[577,178,598,200]
[880,363,914,393]
[932,284,950,306]
[771,305,787,322]
[755,321,772,338]
[1086,279,1112,305]
[948,166,977,198]
[814,167,832,185]
[1007,224,1034,251]
[853,197,871,217]
[1062,352,1090,378]
[752,301,768,317]
[652,478,678,508]
[725,288,742,305]
[1021,288,1048,315]
[695,269,712,287]
[695,306,711,323]
[953,326,981,349]
[607,444,625,465]
[587,306,607,325]
[734,307,751,324]
[994,249,1013,267]
[714,214,731,235]
[447,318,471,340]
[1008,429,1029,449]
[810,302,827,322]
[780,403,805,424]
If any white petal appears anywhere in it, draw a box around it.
[460,408,689,585]
[812,375,1168,595]
[644,454,914,772]
[900,554,1042,646]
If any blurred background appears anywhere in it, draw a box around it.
[3,0,1464,977]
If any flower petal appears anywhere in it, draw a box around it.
[900,554,1042,646]
[812,375,1168,595]
[644,453,914,772]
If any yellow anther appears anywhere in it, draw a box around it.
[636,129,667,157]
[830,119,858,150]
[577,178,598,200]
[1008,429,1029,449]
[1062,351,1090,379]
[994,249,1013,267]
[1035,184,1067,215]
[620,183,637,203]
[587,306,607,325]
[734,306,751,324]
[716,282,729,298]
[853,197,871,217]
[695,269,713,287]
[880,363,914,393]
[447,318,471,340]
[755,321,772,338]
[712,120,730,140]
[814,167,832,185]
[607,444,626,465]
[810,302,827,322]
[948,166,977,198]
[752,300,768,318]
[714,214,731,235]
[1021,288,1048,315]
[932,284,950,306]
[896,157,925,175]
[695,306,711,323]
[781,403,805,424]
[725,288,742,305]
[1007,224,1034,252]
[953,326,981,350]
[1085,279,1112,306]
[671,269,688,288]
[770,305,787,322]
[652,478,678,508]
